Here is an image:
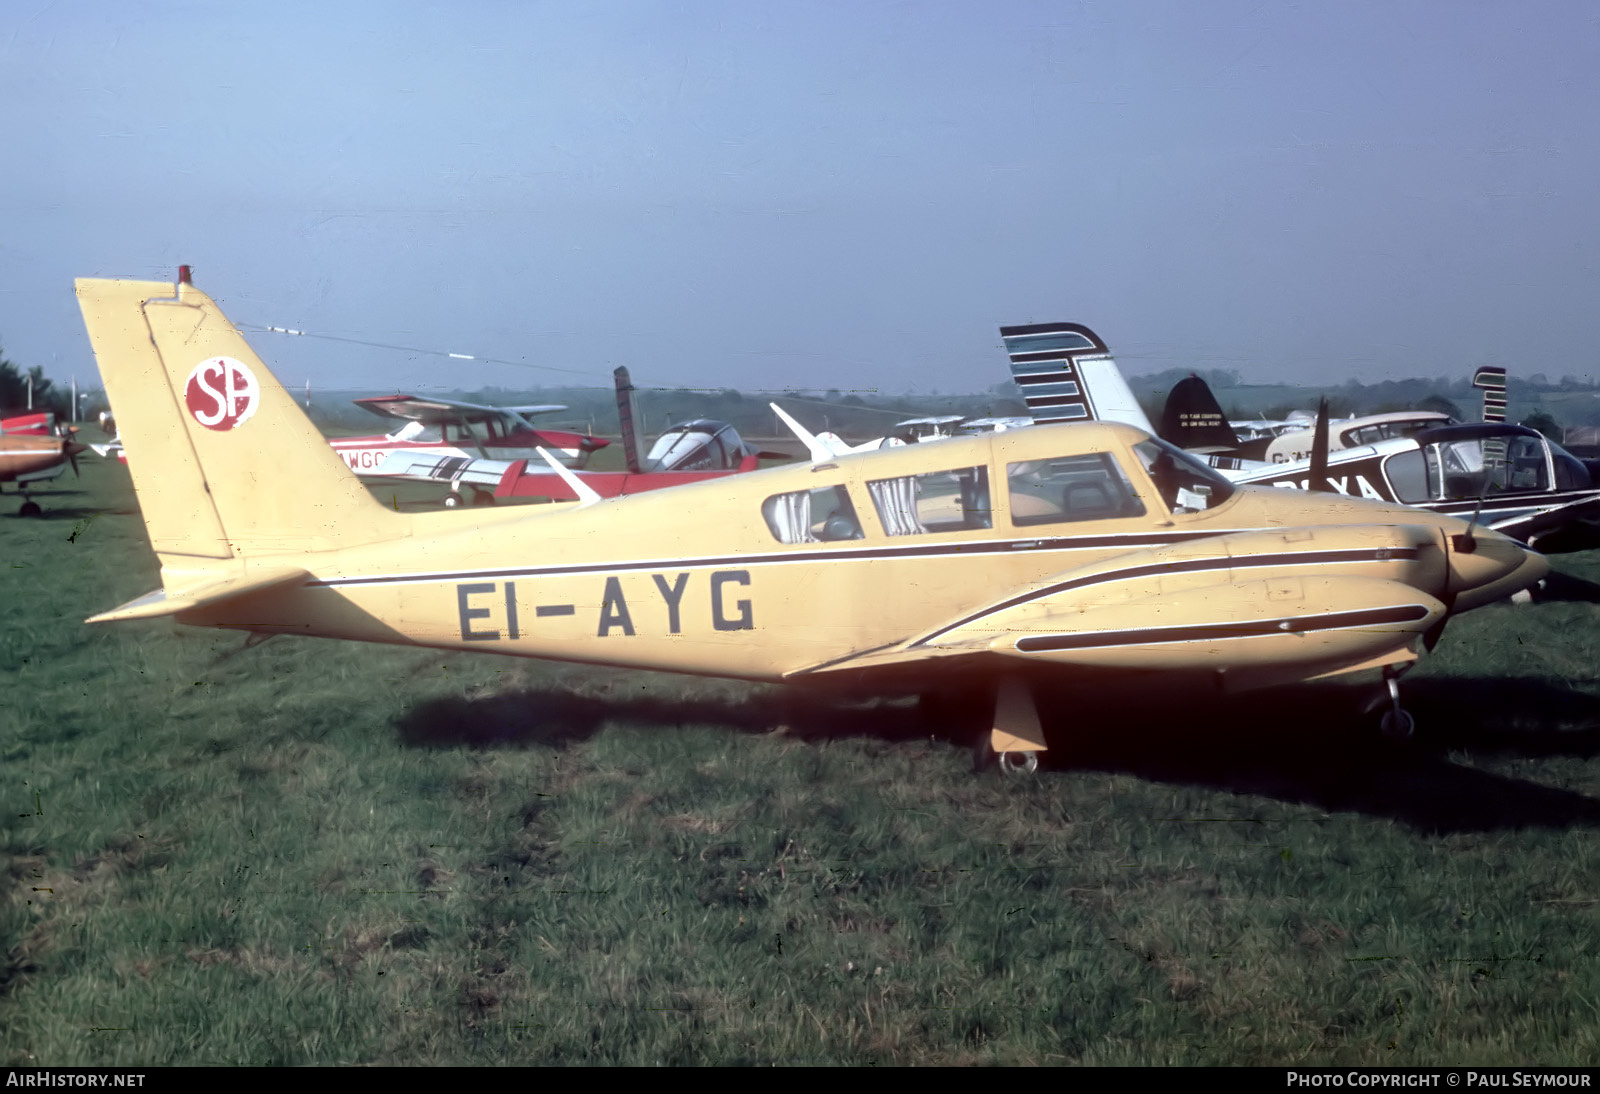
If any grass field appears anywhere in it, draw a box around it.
[3,459,1599,1065]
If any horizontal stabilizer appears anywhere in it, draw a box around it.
[86,565,308,623]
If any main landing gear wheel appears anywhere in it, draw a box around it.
[976,677,1047,778]
[444,491,464,508]
[999,751,1040,776]
[18,500,42,518]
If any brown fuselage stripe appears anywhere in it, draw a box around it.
[1013,603,1433,652]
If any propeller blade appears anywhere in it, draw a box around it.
[614,367,644,475]
[1423,616,1449,652]
[1308,397,1333,492]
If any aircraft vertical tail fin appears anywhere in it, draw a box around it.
[1473,366,1508,423]
[999,322,1156,434]
[75,275,401,561]
[614,367,645,474]
[1159,374,1241,452]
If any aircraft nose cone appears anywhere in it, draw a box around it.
[1445,528,1549,611]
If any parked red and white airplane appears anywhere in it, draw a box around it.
[1,425,85,516]
[87,393,608,507]
[327,394,608,506]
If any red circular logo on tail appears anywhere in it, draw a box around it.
[184,357,260,431]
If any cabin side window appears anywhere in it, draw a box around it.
[866,466,992,536]
[1006,453,1147,526]
[762,484,865,544]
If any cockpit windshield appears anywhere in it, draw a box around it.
[1388,433,1554,503]
[647,421,741,471]
[1132,437,1236,513]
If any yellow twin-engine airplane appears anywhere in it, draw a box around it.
[76,275,1549,774]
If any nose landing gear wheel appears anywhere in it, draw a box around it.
[1374,672,1415,742]
[1380,708,1415,741]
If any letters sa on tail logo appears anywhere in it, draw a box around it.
[184,357,261,431]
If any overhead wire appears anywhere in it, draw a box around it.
[241,323,961,420]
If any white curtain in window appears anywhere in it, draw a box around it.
[869,477,924,536]
[762,490,815,544]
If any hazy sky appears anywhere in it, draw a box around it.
[5,1,1599,398]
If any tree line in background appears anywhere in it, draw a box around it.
[7,344,1597,442]
[297,368,1594,442]
[0,348,73,419]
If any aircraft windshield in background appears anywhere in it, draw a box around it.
[76,273,1551,775]
[492,367,791,502]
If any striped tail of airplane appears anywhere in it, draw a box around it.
[998,322,1156,434]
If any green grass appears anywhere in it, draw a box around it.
[3,461,1599,1064]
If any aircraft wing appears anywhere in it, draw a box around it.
[790,525,1447,682]
[354,395,567,424]
[493,461,752,500]
[364,449,514,488]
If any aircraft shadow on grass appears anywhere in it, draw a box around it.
[395,674,1600,835]
[1040,676,1600,835]
[3,485,100,521]
[16,506,104,522]
[1532,571,1600,604]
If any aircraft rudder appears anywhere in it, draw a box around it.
[76,277,233,558]
[999,321,1156,434]
[76,275,401,558]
